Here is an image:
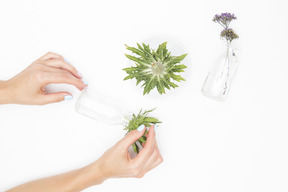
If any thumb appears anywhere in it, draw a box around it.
[120,125,146,150]
[38,92,72,105]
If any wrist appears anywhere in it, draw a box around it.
[73,161,108,190]
[0,80,13,104]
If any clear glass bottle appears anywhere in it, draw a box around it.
[202,40,238,101]
[75,88,127,125]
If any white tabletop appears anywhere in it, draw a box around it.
[0,0,288,191]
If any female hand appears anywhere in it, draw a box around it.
[88,124,163,182]
[0,52,87,105]
[7,125,163,192]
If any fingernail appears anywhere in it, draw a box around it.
[82,80,89,85]
[64,95,73,101]
[137,125,145,132]
[64,59,70,63]
[77,71,83,78]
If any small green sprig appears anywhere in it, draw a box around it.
[123,42,187,95]
[124,108,161,153]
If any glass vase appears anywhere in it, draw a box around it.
[202,40,238,101]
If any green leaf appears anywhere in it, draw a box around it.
[139,137,146,143]
[156,80,165,94]
[156,42,167,61]
[123,75,134,80]
[122,67,136,72]
[143,77,156,95]
[125,44,143,56]
[124,54,146,66]
[165,53,188,66]
[170,73,186,82]
[132,143,138,153]
[144,117,159,123]
[171,64,187,72]
[168,81,179,88]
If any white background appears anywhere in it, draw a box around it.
[0,0,288,191]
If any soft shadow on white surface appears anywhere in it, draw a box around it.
[0,0,288,192]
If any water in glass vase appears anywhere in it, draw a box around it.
[202,41,238,101]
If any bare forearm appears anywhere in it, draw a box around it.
[0,80,13,104]
[7,163,106,192]
[5,124,162,192]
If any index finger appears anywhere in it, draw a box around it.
[37,52,64,61]
[133,125,156,164]
[42,71,87,91]
[43,59,81,79]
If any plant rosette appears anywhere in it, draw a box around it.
[123,35,189,96]
[123,108,161,154]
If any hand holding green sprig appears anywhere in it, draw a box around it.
[124,109,161,153]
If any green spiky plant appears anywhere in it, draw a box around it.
[124,109,161,153]
[123,42,188,95]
